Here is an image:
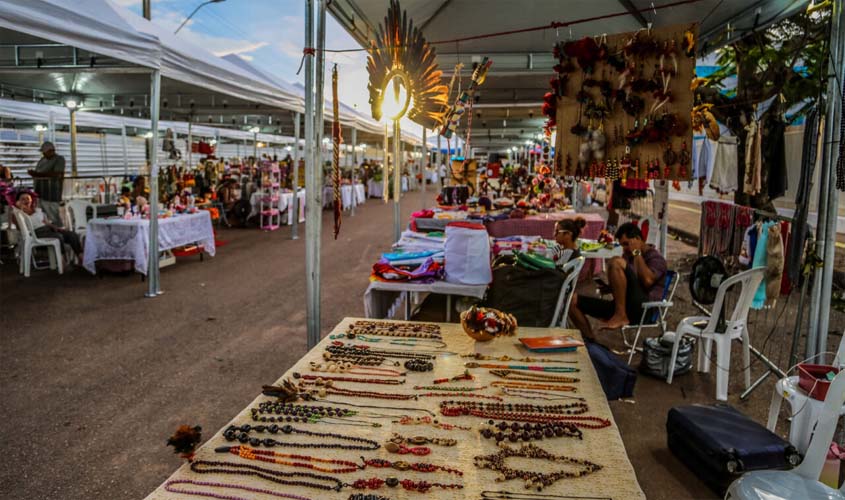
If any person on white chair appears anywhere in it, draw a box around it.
[569,222,667,340]
[15,192,82,261]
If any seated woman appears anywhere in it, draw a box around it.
[15,192,83,260]
[550,217,585,268]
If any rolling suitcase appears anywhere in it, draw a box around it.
[666,403,800,495]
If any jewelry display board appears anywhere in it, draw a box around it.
[146,318,645,500]
[554,24,696,181]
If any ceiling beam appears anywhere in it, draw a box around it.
[617,0,648,28]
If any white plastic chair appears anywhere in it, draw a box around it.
[12,208,63,277]
[67,199,96,237]
[725,371,845,500]
[665,267,766,401]
[767,335,845,454]
[550,256,585,328]
[621,270,679,365]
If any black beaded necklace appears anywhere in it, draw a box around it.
[223,424,380,451]
[190,459,343,491]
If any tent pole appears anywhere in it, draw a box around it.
[813,0,844,360]
[187,120,192,169]
[383,124,389,203]
[146,69,162,298]
[48,111,55,144]
[292,111,300,240]
[121,121,128,176]
[69,108,78,177]
[393,120,401,242]
[351,127,357,217]
[253,132,258,161]
[421,128,427,209]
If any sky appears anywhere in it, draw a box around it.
[116,0,422,134]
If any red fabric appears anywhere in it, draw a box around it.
[447,221,486,230]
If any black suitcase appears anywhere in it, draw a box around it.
[587,342,637,400]
[666,403,800,495]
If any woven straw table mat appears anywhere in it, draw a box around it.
[146,317,645,500]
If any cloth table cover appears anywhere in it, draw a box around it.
[340,185,354,210]
[353,183,366,204]
[485,212,604,239]
[322,186,334,208]
[83,211,215,275]
[364,279,487,319]
[145,318,646,500]
[366,179,384,199]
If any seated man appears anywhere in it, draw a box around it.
[15,192,83,260]
[569,222,667,340]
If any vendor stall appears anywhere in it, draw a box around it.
[486,212,605,239]
[83,210,215,275]
[145,318,646,500]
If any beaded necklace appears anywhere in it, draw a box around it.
[297,382,418,400]
[165,479,312,500]
[490,369,580,383]
[490,381,577,392]
[330,333,448,350]
[223,424,381,450]
[499,388,585,402]
[462,353,578,364]
[250,402,383,427]
[466,362,579,373]
[307,396,436,417]
[439,401,611,429]
[218,445,360,473]
[413,385,488,392]
[361,457,463,476]
[473,443,602,491]
[327,344,436,361]
[388,432,457,447]
[293,373,405,385]
[478,420,583,443]
[309,361,405,377]
[321,352,388,366]
[189,460,343,491]
[347,320,442,339]
[418,391,503,401]
[392,415,472,431]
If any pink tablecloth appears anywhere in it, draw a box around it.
[485,212,605,239]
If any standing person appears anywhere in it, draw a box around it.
[439,160,448,187]
[568,223,667,340]
[27,141,65,226]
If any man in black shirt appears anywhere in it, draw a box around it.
[28,141,66,226]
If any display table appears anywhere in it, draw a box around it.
[367,179,384,199]
[145,318,646,500]
[83,211,215,275]
[485,212,605,239]
[364,279,487,322]
[353,183,366,204]
[281,190,306,225]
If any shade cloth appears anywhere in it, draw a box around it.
[82,211,214,275]
[144,318,646,500]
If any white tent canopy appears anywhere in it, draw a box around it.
[0,0,161,69]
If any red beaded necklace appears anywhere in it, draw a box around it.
[221,445,359,473]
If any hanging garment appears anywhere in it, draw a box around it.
[779,221,792,295]
[763,117,788,200]
[751,221,775,309]
[732,205,754,258]
[738,224,758,267]
[765,223,784,306]
[717,202,734,255]
[787,107,820,283]
[743,120,762,196]
[710,135,739,193]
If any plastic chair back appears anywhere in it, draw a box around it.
[12,208,36,243]
[703,267,766,334]
[793,370,845,481]
[550,256,585,328]
[646,270,678,324]
[67,200,95,232]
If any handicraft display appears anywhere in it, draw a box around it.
[552,25,697,182]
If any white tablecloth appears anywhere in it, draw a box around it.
[364,279,487,319]
[367,179,384,199]
[281,190,306,225]
[353,183,366,204]
[83,211,215,275]
[340,185,354,210]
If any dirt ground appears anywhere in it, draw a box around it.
[1,189,842,500]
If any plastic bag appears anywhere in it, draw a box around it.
[444,222,492,285]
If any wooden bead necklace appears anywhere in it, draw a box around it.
[189,460,344,491]
[382,442,431,455]
[327,343,436,361]
[478,420,583,443]
[418,391,504,401]
[403,359,434,372]
[165,478,312,500]
[297,382,418,400]
[462,353,577,364]
[490,369,580,383]
[413,385,488,392]
[331,333,448,350]
[361,457,464,476]
[439,401,611,429]
[305,396,436,417]
[321,352,388,366]
[473,443,602,491]
[490,381,578,392]
[348,494,389,500]
[293,373,405,385]
[250,402,382,427]
[222,424,380,450]
[309,361,405,377]
[217,445,360,473]
[432,370,475,384]
[349,476,462,493]
[388,432,457,447]
[347,320,442,339]
[499,388,585,402]
[392,415,472,431]
[466,362,579,373]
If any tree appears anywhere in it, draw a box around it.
[694,7,831,211]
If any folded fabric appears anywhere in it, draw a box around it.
[382,249,437,261]
[411,209,434,219]
[371,257,443,283]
